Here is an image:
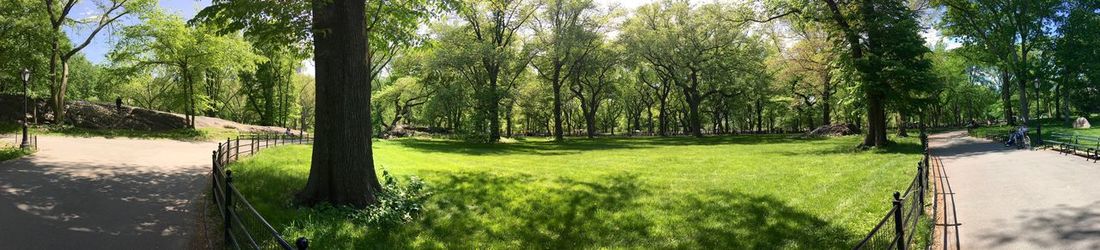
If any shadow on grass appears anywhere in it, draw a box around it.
[774,137,924,157]
[389,134,830,156]
[356,171,853,247]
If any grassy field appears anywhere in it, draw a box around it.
[969,117,1100,141]
[228,135,924,249]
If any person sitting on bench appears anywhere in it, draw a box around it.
[1005,125,1028,147]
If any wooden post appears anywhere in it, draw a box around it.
[234,137,240,161]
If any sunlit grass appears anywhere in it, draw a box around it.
[228,135,924,249]
[0,146,31,161]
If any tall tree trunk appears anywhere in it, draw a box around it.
[755,99,763,133]
[896,112,908,137]
[297,0,381,208]
[687,96,702,138]
[822,73,833,125]
[863,90,888,147]
[1061,74,1072,125]
[506,105,513,138]
[1000,70,1015,125]
[488,73,501,142]
[646,105,654,134]
[657,96,668,136]
[552,68,564,141]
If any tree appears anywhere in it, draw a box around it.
[777,23,839,126]
[569,42,619,138]
[295,0,380,207]
[196,0,438,207]
[938,0,1060,123]
[1054,0,1100,118]
[450,0,536,142]
[621,1,765,138]
[0,0,52,93]
[374,77,435,135]
[529,0,603,141]
[762,0,936,147]
[111,10,261,128]
[44,0,153,124]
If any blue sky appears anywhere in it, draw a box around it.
[66,0,210,64]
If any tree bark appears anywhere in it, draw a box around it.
[864,90,888,146]
[1000,70,1015,125]
[297,0,381,208]
[821,72,833,125]
[552,74,564,141]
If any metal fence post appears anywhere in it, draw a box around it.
[225,138,232,163]
[217,143,223,166]
[917,163,925,213]
[224,170,234,245]
[296,237,309,250]
[211,151,218,190]
[892,191,906,250]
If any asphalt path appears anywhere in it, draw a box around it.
[0,136,215,249]
[932,131,1100,249]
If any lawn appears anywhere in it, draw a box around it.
[227,135,924,249]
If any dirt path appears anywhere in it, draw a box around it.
[0,136,215,249]
[931,130,1100,249]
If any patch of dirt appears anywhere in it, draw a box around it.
[804,123,861,137]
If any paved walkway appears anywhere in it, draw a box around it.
[931,131,1100,249]
[0,136,215,249]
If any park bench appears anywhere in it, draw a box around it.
[1047,133,1099,162]
[1044,132,1075,154]
[1068,135,1100,162]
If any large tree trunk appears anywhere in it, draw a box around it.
[297,0,381,208]
[54,61,71,125]
[896,112,908,137]
[657,95,668,136]
[822,76,833,125]
[488,72,502,142]
[552,68,564,141]
[1000,70,1015,125]
[755,99,763,133]
[687,96,703,138]
[1017,71,1030,124]
[863,90,888,147]
[584,111,597,138]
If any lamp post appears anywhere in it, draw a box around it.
[19,69,31,149]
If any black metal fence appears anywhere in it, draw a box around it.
[853,133,934,250]
[211,133,313,249]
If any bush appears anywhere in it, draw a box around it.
[352,170,430,227]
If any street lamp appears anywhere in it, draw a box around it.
[20,68,30,149]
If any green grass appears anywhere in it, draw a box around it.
[228,135,925,249]
[969,117,1100,141]
[0,122,239,141]
[0,146,31,161]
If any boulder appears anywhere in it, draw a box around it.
[806,123,861,137]
[1074,117,1091,129]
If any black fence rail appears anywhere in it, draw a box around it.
[854,132,933,250]
[211,133,313,249]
